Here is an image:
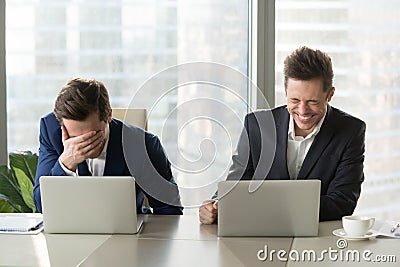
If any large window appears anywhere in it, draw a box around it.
[276,0,400,220]
[7,0,399,219]
[6,0,249,209]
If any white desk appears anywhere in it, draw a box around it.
[1,215,399,267]
[0,213,110,267]
[0,232,110,267]
[80,215,291,267]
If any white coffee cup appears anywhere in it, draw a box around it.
[342,215,375,237]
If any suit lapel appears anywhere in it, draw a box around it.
[297,105,335,179]
[103,119,124,175]
[273,107,290,178]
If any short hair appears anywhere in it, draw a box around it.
[54,78,111,123]
[283,46,334,93]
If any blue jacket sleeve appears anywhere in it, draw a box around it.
[33,116,65,213]
[143,134,183,215]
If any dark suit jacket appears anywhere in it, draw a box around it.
[33,112,183,215]
[227,105,365,221]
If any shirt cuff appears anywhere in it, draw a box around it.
[58,158,78,176]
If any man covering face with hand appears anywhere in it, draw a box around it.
[33,78,183,215]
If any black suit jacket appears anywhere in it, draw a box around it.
[227,105,366,221]
[33,112,183,215]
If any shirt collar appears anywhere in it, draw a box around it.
[99,137,109,158]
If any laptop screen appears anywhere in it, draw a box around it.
[218,180,321,237]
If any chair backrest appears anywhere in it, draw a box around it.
[112,108,148,130]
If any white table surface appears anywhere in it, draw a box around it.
[80,215,291,267]
[1,214,399,267]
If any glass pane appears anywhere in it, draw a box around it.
[6,0,249,209]
[276,0,400,219]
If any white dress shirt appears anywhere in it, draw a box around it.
[287,114,326,179]
[60,137,109,176]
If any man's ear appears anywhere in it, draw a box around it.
[327,87,335,102]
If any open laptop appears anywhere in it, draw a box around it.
[218,180,321,237]
[40,176,143,234]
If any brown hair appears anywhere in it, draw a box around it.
[54,78,111,123]
[284,46,334,93]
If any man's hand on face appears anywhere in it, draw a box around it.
[59,125,105,171]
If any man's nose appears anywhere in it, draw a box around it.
[298,102,309,114]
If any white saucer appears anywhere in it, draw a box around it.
[332,228,378,240]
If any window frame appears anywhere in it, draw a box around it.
[249,0,275,110]
[0,0,7,166]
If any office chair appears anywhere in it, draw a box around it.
[112,108,148,130]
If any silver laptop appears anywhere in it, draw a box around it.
[40,176,143,234]
[218,180,321,237]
